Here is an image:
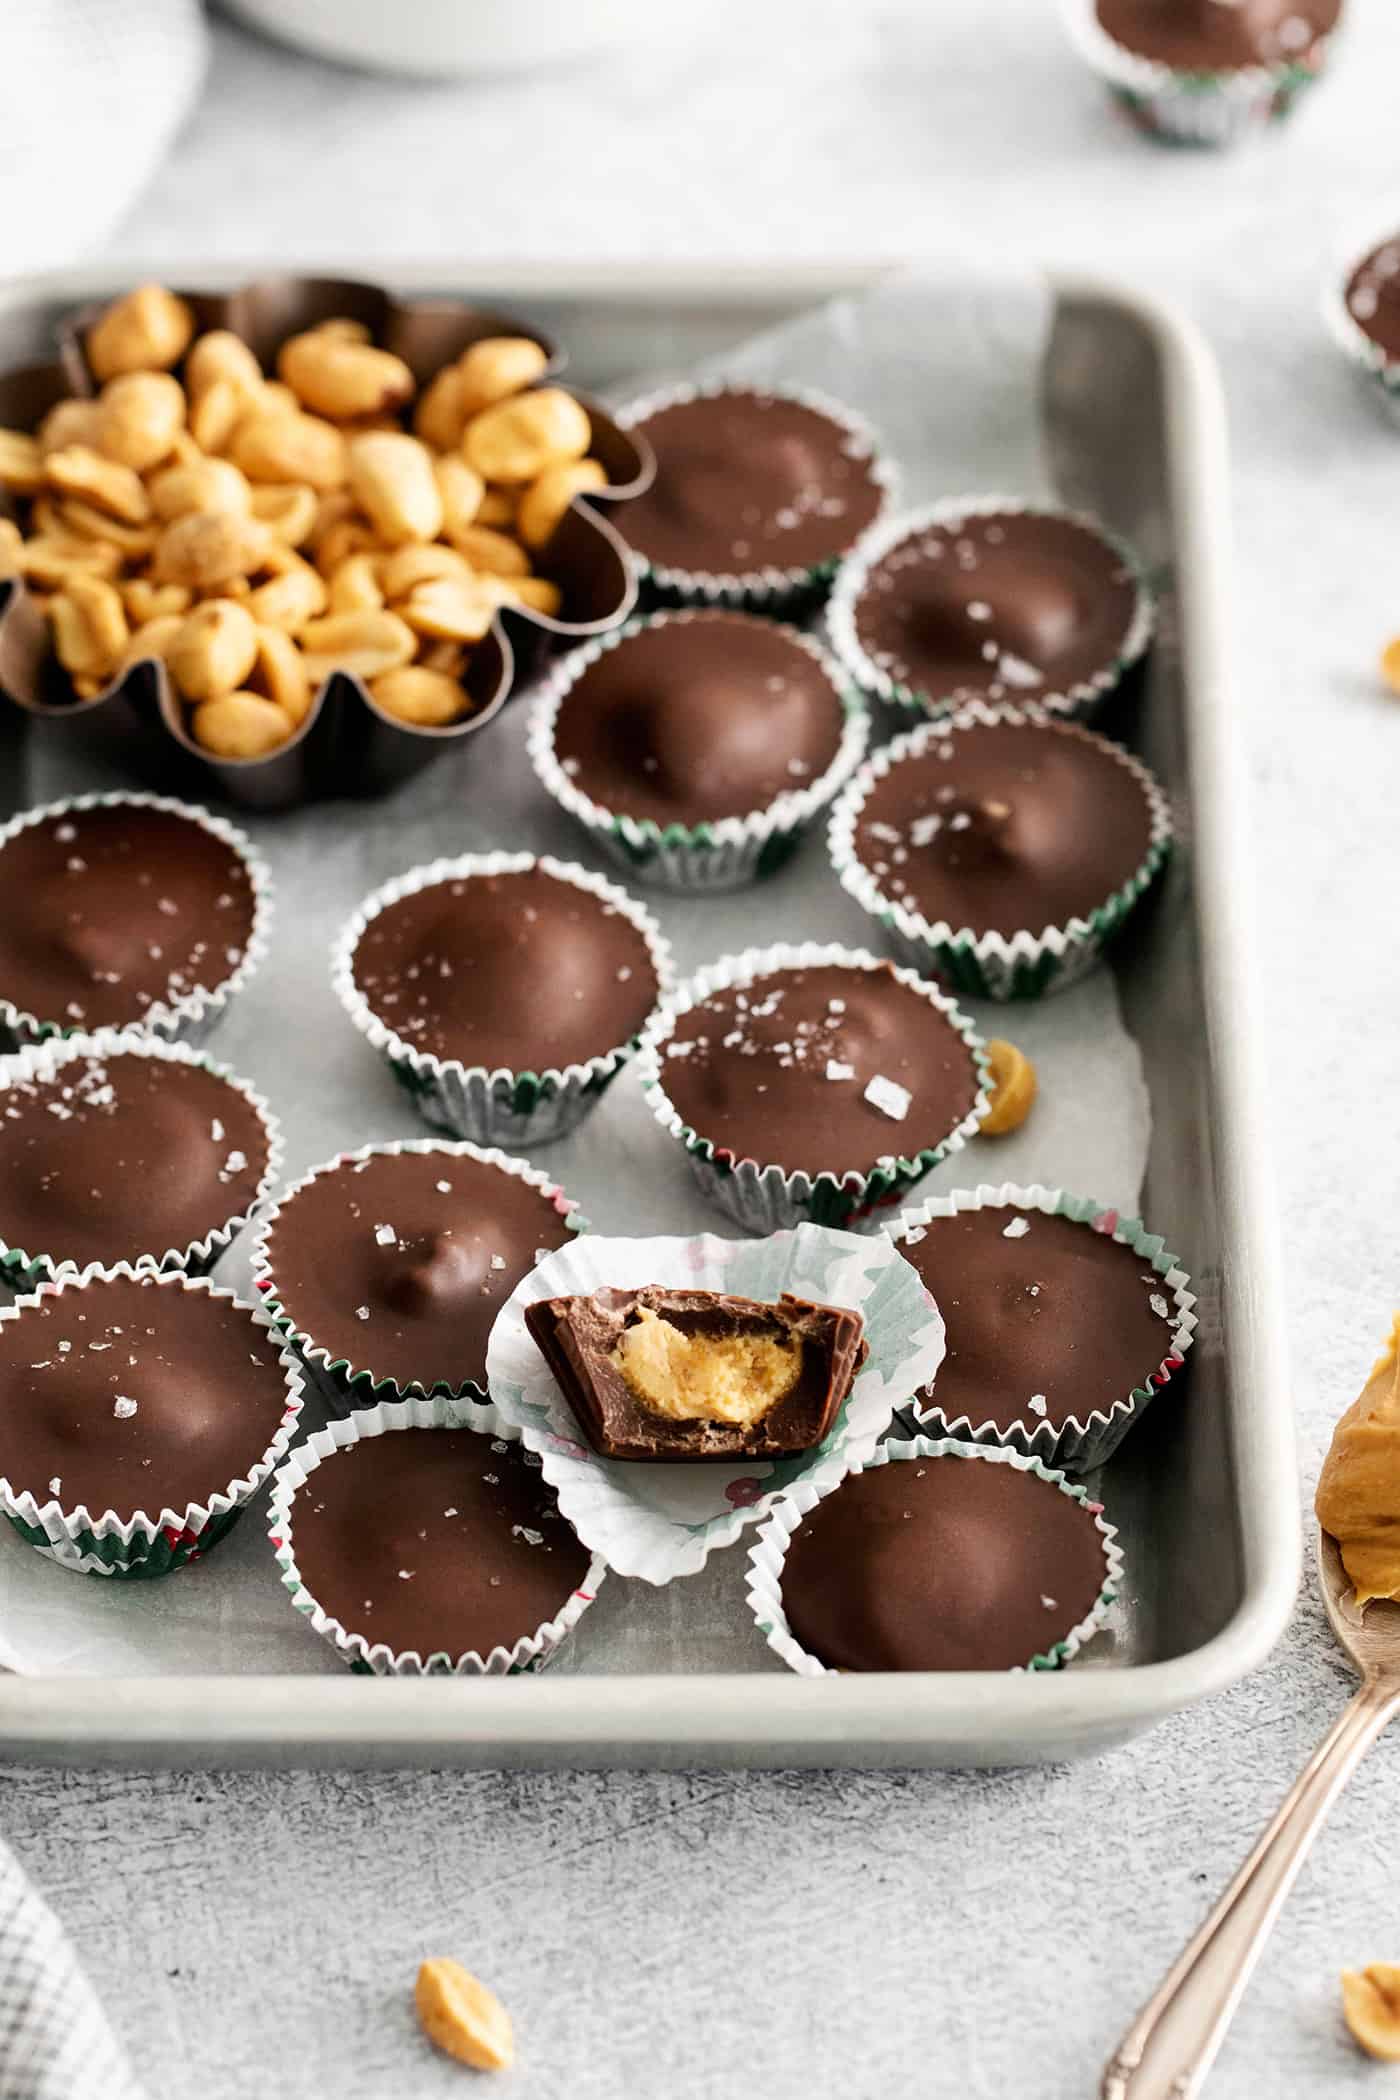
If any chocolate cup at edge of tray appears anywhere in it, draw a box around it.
[0,275,655,810]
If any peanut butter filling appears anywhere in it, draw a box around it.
[1316,1313,1400,1605]
[611,1307,801,1428]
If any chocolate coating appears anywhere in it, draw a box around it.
[1096,0,1340,70]
[1345,237,1400,363]
[351,865,660,1071]
[901,1204,1179,1433]
[553,614,846,827]
[782,1455,1108,1671]
[660,962,980,1179]
[288,1428,590,1660]
[264,1148,577,1391]
[620,391,885,578]
[0,1273,291,1515]
[852,509,1139,709]
[851,718,1154,939]
[0,804,257,1031]
[0,1050,269,1270]
[524,1286,866,1462]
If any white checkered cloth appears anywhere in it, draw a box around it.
[0,1842,142,2099]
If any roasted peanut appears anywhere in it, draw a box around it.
[376,543,469,600]
[20,535,121,587]
[370,665,468,727]
[413,367,466,452]
[401,574,498,643]
[152,510,269,591]
[517,458,607,549]
[418,638,467,678]
[245,558,327,634]
[347,432,442,546]
[167,598,260,701]
[148,456,253,521]
[476,487,516,528]
[191,691,295,759]
[463,386,590,484]
[314,318,372,344]
[122,579,190,625]
[185,329,264,403]
[249,623,312,722]
[1342,1965,1400,2060]
[248,482,317,544]
[278,330,415,422]
[54,499,158,559]
[86,284,194,381]
[456,336,549,415]
[232,411,347,491]
[299,608,416,681]
[0,429,44,494]
[95,372,185,472]
[121,613,185,668]
[49,573,128,682]
[327,552,384,615]
[36,399,102,457]
[45,445,150,525]
[979,1039,1037,1136]
[446,523,530,578]
[1381,637,1400,699]
[503,575,563,619]
[190,378,244,455]
[414,1959,514,2073]
[0,518,23,578]
[433,455,485,540]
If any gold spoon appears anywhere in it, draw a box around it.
[1102,1530,1400,2099]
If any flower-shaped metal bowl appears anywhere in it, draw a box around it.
[0,275,656,810]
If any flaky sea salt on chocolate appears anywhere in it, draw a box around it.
[1003,1217,1031,1240]
[864,1074,910,1122]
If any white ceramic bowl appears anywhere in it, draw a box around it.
[224,0,689,76]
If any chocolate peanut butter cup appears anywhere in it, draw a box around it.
[829,703,1172,999]
[333,851,672,1145]
[892,1185,1196,1470]
[0,792,270,1050]
[615,383,893,607]
[267,1396,604,1676]
[638,942,989,1234]
[829,499,1152,722]
[748,1437,1122,1675]
[253,1138,585,1414]
[1328,226,1400,423]
[530,610,868,892]
[1064,0,1343,144]
[0,1029,281,1288]
[0,1264,303,1576]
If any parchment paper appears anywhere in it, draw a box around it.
[0,267,1151,1674]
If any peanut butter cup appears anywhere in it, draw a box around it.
[1342,235,1400,367]
[1095,0,1340,72]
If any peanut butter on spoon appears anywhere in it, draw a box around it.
[1316,1315,1400,1604]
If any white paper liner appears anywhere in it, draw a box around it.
[1322,209,1400,426]
[635,941,990,1235]
[0,791,272,1051]
[485,1223,946,1585]
[0,1026,284,1289]
[746,1434,1125,1676]
[827,701,1174,1001]
[826,495,1155,723]
[266,1392,607,1675]
[527,610,871,893]
[250,1135,588,1414]
[888,1182,1197,1470]
[330,850,675,1146]
[0,1261,305,1577]
[613,381,898,606]
[1060,0,1341,145]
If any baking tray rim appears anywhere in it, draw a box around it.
[0,260,1300,1762]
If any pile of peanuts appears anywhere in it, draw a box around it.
[0,284,609,760]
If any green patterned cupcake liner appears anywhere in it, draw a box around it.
[827,701,1174,1001]
[251,1135,588,1418]
[1324,213,1400,428]
[266,1391,607,1675]
[1060,0,1340,145]
[826,495,1154,725]
[889,1182,1197,1471]
[636,940,991,1235]
[613,381,897,612]
[0,790,272,1053]
[0,1026,283,1291]
[527,610,871,893]
[0,1261,305,1578]
[331,849,674,1147]
[746,1434,1124,1676]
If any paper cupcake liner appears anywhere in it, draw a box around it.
[746,1434,1124,1676]
[0,1026,284,1291]
[1323,211,1400,427]
[250,1136,588,1417]
[827,495,1155,724]
[613,381,897,610]
[888,1182,1197,1471]
[331,850,674,1146]
[636,941,990,1235]
[0,1261,305,1577]
[0,791,272,1052]
[827,701,1174,1001]
[1061,0,1339,145]
[485,1222,946,1584]
[266,1391,607,1675]
[527,611,871,892]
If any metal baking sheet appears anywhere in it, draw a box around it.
[0,264,1299,1766]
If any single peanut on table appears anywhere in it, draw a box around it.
[414,1959,514,2073]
